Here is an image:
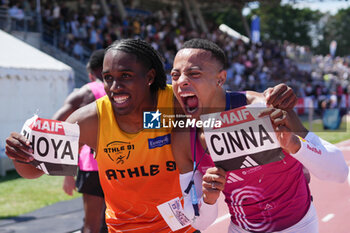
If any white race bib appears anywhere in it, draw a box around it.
[20,115,80,176]
[157,197,191,231]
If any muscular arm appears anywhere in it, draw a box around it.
[52,84,95,121]
[66,102,99,150]
[292,132,349,183]
[266,108,348,183]
[245,90,265,105]
[246,83,297,109]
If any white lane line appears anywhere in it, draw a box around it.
[213,213,231,225]
[322,213,335,222]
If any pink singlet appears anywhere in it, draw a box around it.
[190,92,311,232]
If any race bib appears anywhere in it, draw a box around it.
[20,115,80,176]
[157,197,191,231]
[201,103,284,171]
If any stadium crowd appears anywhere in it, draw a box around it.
[3,0,350,114]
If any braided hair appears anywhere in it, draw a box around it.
[181,38,227,70]
[106,39,167,93]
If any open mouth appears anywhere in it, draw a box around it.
[180,93,199,114]
[112,94,131,107]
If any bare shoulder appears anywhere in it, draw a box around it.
[66,101,98,150]
[245,90,266,105]
[171,127,193,174]
[52,85,95,121]
[67,84,95,108]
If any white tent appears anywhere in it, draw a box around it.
[0,30,74,175]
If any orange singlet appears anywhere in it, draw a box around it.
[96,85,194,233]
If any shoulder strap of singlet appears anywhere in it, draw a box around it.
[225,91,247,110]
[88,81,106,100]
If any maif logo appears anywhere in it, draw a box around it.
[143,110,161,129]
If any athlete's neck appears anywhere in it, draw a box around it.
[210,88,227,113]
[116,91,157,134]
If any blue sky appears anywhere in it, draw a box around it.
[287,0,350,15]
[244,0,350,15]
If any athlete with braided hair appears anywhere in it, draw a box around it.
[5,39,196,233]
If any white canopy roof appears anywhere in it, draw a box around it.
[0,30,75,174]
[0,29,73,80]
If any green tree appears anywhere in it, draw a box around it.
[202,1,321,48]
[203,6,246,36]
[316,7,350,56]
[252,3,322,47]
[202,0,280,38]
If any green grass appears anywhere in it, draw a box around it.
[0,171,81,218]
[302,118,350,144]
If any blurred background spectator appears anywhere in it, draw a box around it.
[2,0,350,120]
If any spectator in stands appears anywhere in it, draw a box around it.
[73,39,84,61]
[8,2,24,20]
[8,0,349,121]
[1,0,8,7]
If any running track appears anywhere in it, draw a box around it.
[203,140,350,233]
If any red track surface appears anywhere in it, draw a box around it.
[203,140,350,233]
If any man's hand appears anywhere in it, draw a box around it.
[259,107,301,154]
[275,125,301,154]
[5,132,34,163]
[264,83,297,110]
[259,107,289,128]
[259,106,308,138]
[202,167,226,205]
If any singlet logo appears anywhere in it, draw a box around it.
[306,144,322,155]
[227,173,244,183]
[148,134,171,149]
[230,186,273,232]
[241,166,262,175]
[104,141,135,164]
[240,156,259,169]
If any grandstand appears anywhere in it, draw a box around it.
[1,0,350,116]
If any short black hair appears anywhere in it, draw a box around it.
[86,49,105,80]
[88,49,105,70]
[105,39,166,93]
[181,38,227,69]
